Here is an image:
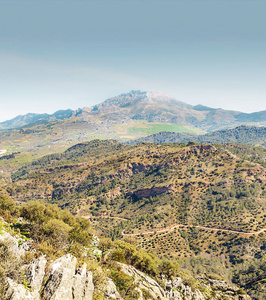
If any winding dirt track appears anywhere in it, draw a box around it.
[83,215,266,237]
[122,224,266,237]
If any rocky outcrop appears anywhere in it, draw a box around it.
[0,227,250,300]
[164,277,204,300]
[116,262,167,299]
[103,278,123,299]
[42,254,77,300]
[114,263,250,300]
[4,278,38,300]
[73,263,94,300]
[202,278,251,299]
[164,276,251,300]
[24,255,47,295]
[41,254,94,300]
[4,255,46,300]
[0,231,28,257]
[117,262,167,299]
[3,253,94,300]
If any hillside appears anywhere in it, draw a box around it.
[130,125,266,147]
[3,140,266,234]
[0,196,251,300]
[0,140,265,298]
[0,109,75,130]
[0,91,266,156]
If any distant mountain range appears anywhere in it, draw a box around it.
[0,91,265,151]
[1,91,266,131]
[0,109,75,130]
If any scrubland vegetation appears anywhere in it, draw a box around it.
[0,139,266,298]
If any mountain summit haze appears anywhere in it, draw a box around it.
[0,91,265,153]
[1,91,266,132]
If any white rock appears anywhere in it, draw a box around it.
[42,254,77,300]
[73,263,94,300]
[117,262,167,299]
[4,278,38,300]
[103,278,123,299]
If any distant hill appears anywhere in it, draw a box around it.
[130,125,266,147]
[0,109,74,129]
[236,110,266,122]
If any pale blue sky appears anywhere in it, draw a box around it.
[0,0,265,121]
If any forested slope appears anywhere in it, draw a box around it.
[0,140,266,298]
[130,125,266,147]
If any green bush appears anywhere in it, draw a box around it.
[0,195,17,221]
[110,268,139,299]
[43,219,71,247]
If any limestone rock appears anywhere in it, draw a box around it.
[103,278,123,299]
[117,262,167,299]
[23,255,47,295]
[4,278,37,300]
[208,279,238,292]
[0,231,25,257]
[73,263,94,300]
[202,278,251,299]
[4,256,47,300]
[42,254,77,300]
[164,277,204,300]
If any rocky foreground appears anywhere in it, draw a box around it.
[0,226,250,300]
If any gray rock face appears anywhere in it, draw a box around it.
[41,254,94,300]
[113,263,250,300]
[3,253,94,300]
[202,278,251,300]
[73,263,94,300]
[0,228,249,300]
[0,231,26,257]
[117,262,167,300]
[42,254,77,300]
[164,277,204,300]
[42,254,75,300]
[4,278,37,300]
[208,279,238,292]
[103,278,123,299]
[24,255,47,296]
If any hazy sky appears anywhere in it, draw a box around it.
[0,0,265,121]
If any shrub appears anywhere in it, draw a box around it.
[43,219,72,248]
[0,195,17,221]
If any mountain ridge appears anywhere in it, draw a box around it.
[0,109,75,130]
[0,91,265,154]
[1,90,265,131]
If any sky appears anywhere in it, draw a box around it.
[0,0,265,122]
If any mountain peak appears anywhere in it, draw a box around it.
[92,90,189,112]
